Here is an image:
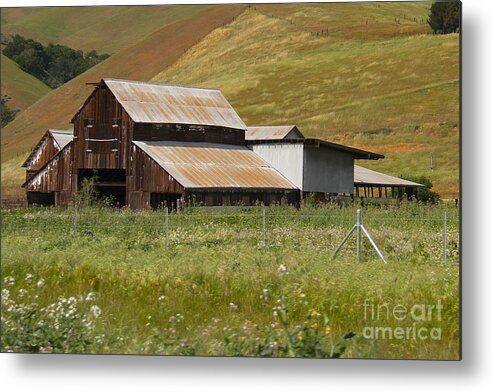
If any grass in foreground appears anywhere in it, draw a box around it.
[1,203,460,359]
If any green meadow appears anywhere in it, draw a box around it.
[1,203,459,359]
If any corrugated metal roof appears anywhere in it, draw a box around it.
[354,165,423,187]
[103,78,247,130]
[133,140,297,190]
[49,130,73,150]
[246,125,301,140]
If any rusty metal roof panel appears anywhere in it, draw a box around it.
[354,165,423,187]
[133,140,297,190]
[246,125,301,140]
[104,78,247,130]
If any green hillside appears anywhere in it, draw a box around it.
[1,5,211,54]
[152,5,459,197]
[1,54,51,111]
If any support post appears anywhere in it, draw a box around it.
[356,208,361,259]
[262,206,266,244]
[443,211,447,263]
[165,207,169,248]
[73,203,77,239]
[334,208,387,264]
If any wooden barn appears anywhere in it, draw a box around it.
[23,78,397,209]
[23,79,300,208]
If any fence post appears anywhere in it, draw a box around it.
[73,203,77,239]
[443,211,447,263]
[356,209,361,259]
[262,206,266,245]
[165,207,169,248]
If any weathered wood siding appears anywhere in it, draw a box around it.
[72,86,133,171]
[25,144,73,206]
[127,144,184,209]
[25,135,60,181]
[134,123,245,145]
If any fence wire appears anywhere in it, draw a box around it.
[1,205,460,263]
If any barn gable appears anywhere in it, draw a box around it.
[22,129,73,170]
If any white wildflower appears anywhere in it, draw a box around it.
[278,264,287,273]
[90,305,102,318]
[25,273,33,282]
[229,302,238,311]
[85,292,96,301]
[37,279,45,288]
[158,295,165,302]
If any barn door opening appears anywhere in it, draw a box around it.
[78,169,126,207]
[27,192,55,207]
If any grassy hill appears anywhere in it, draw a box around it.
[152,4,459,197]
[1,5,212,54]
[1,54,51,110]
[1,2,459,198]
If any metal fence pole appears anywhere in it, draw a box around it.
[165,207,169,248]
[356,209,361,259]
[262,206,266,244]
[73,204,77,239]
[443,211,447,263]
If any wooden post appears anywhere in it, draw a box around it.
[73,203,77,239]
[165,207,169,248]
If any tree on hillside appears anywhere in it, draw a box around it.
[2,34,110,88]
[0,95,19,127]
[428,1,461,34]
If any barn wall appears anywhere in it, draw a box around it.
[25,144,74,206]
[250,144,304,189]
[133,123,245,145]
[127,144,184,209]
[188,190,299,207]
[25,135,60,181]
[303,147,354,194]
[72,86,132,171]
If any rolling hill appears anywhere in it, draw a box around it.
[1,2,459,198]
[1,5,213,54]
[1,54,51,111]
[152,4,459,197]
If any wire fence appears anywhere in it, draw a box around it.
[1,204,460,264]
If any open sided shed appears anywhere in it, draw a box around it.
[354,165,423,198]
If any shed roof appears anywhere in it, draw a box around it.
[93,78,247,130]
[133,140,297,190]
[246,125,301,141]
[22,129,73,168]
[354,165,423,187]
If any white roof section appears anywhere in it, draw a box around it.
[103,78,247,130]
[49,130,73,150]
[354,165,423,187]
